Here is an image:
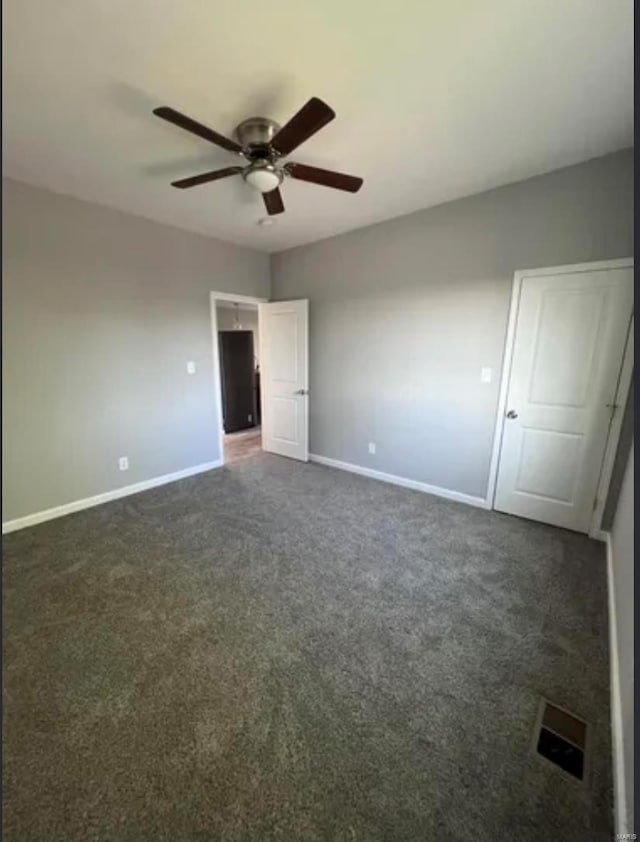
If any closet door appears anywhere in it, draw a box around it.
[494,265,633,532]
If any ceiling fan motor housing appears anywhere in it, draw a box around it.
[236,116,285,193]
[235,117,281,159]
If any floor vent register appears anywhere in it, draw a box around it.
[533,698,590,782]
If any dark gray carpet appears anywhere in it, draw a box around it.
[3,454,612,840]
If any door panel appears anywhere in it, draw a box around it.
[271,312,298,382]
[273,397,299,443]
[259,300,309,461]
[528,290,605,406]
[515,428,582,501]
[494,266,633,532]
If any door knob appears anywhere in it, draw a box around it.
[506,409,518,419]
[294,388,309,396]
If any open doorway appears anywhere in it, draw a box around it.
[211,292,310,466]
[211,293,266,465]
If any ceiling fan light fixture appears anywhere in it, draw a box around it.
[243,163,283,193]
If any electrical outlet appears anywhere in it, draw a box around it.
[118,456,129,471]
[480,367,492,384]
[186,361,196,375]
[368,442,376,455]
[248,414,253,423]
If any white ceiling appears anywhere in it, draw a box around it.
[3,0,633,253]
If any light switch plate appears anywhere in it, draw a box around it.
[187,361,196,375]
[368,442,376,455]
[480,367,492,384]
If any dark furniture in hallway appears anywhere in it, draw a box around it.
[219,331,257,433]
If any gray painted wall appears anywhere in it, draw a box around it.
[610,441,634,831]
[2,178,269,522]
[271,149,634,499]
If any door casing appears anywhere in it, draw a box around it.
[210,292,268,464]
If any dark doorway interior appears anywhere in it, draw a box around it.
[218,330,258,433]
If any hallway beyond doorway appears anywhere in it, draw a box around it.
[224,427,262,464]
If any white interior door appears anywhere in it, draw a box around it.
[494,265,633,532]
[259,299,309,461]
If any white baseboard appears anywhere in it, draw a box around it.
[309,453,490,510]
[604,530,628,838]
[2,459,223,534]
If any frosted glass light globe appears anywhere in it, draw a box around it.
[244,166,281,193]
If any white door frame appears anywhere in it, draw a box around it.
[485,257,634,538]
[209,291,268,463]
[590,315,633,537]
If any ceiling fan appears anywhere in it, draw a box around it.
[152,97,363,216]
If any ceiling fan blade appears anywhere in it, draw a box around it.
[271,97,335,156]
[153,106,242,154]
[286,162,363,193]
[263,187,285,215]
[171,167,244,189]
